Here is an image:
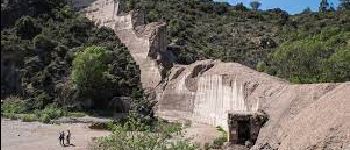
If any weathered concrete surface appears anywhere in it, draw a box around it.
[156,59,350,150]
[72,0,171,91]
[156,59,287,128]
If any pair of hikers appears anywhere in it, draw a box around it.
[59,130,72,147]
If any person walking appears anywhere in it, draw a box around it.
[59,131,65,146]
[66,129,71,146]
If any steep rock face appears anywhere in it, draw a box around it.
[156,59,350,149]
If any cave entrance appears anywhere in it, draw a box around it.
[228,112,268,146]
[237,120,251,144]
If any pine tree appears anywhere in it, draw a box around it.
[319,0,329,12]
[302,7,312,14]
[339,0,350,10]
[329,2,336,12]
[250,0,262,11]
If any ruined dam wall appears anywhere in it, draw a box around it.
[72,1,350,148]
[156,59,287,130]
[156,59,350,149]
[71,0,170,90]
[113,12,167,90]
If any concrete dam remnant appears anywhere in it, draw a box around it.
[72,1,350,149]
[70,0,172,92]
[155,59,350,149]
[228,112,267,147]
[192,74,260,130]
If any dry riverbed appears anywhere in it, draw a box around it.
[1,118,111,150]
[1,117,223,150]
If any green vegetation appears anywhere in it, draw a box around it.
[35,105,66,123]
[120,0,350,83]
[119,0,286,65]
[93,114,198,150]
[266,27,350,83]
[71,46,109,105]
[1,0,146,119]
[1,96,26,114]
[1,96,66,123]
[205,126,228,149]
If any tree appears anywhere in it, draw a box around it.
[250,1,262,11]
[319,0,329,12]
[302,7,313,14]
[256,62,267,72]
[329,2,336,12]
[339,0,350,10]
[323,48,350,82]
[15,16,42,40]
[234,2,247,11]
[33,34,57,50]
[268,27,350,83]
[127,0,137,10]
[71,46,108,99]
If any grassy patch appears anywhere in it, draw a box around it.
[67,112,88,117]
[205,126,228,149]
[2,113,38,122]
[1,96,26,114]
[35,105,66,123]
[21,114,38,122]
[2,102,66,123]
[93,115,198,150]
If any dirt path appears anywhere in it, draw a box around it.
[1,119,111,150]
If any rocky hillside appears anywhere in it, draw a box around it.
[119,0,350,84]
[1,0,146,113]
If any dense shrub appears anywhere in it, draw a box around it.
[21,114,37,122]
[93,115,198,150]
[35,105,66,123]
[1,96,26,114]
[1,0,144,113]
[207,126,228,149]
[72,46,108,99]
[267,27,350,83]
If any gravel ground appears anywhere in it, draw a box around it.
[1,118,110,150]
[1,118,223,150]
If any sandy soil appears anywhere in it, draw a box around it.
[1,119,111,150]
[183,122,220,145]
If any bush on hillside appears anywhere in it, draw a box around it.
[267,27,350,83]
